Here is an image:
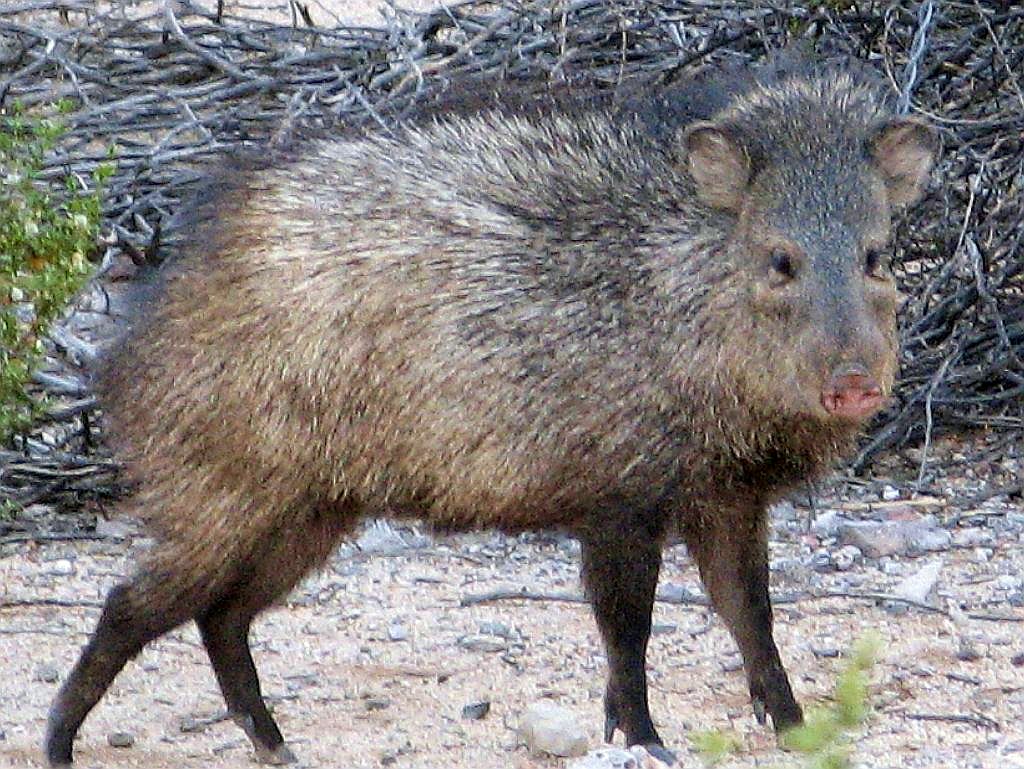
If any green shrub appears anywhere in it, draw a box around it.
[691,635,880,768]
[0,100,112,440]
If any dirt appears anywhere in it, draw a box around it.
[2,438,1024,769]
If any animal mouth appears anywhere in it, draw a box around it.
[820,369,886,421]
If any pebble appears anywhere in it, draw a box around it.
[721,657,743,673]
[995,575,1022,591]
[364,697,391,711]
[461,700,490,720]
[569,747,641,769]
[955,641,981,662]
[952,528,996,548]
[651,622,677,636]
[35,664,60,683]
[812,645,840,659]
[387,622,408,642]
[810,510,845,539]
[457,635,507,653]
[518,701,588,758]
[107,732,135,748]
[832,545,862,571]
[838,518,951,558]
[94,518,134,539]
[570,746,670,769]
[46,559,75,576]
[809,549,833,572]
[881,484,901,501]
[478,621,512,638]
[893,558,944,604]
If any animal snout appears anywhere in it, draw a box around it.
[820,364,885,421]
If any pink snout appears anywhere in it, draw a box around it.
[821,367,886,421]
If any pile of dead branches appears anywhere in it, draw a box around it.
[0,0,1021,509]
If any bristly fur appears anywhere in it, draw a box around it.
[51,51,936,767]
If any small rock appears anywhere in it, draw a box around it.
[46,559,75,576]
[569,747,640,769]
[461,700,490,720]
[721,657,743,673]
[810,510,845,539]
[1011,652,1024,667]
[629,745,673,769]
[35,664,60,683]
[812,646,840,659]
[1005,513,1024,531]
[387,623,408,642]
[881,485,900,501]
[879,558,904,576]
[94,517,134,539]
[838,518,950,558]
[364,697,391,712]
[809,549,832,572]
[955,641,981,662]
[478,621,512,638]
[1007,591,1024,608]
[107,732,134,749]
[832,545,862,571]
[651,622,677,636]
[0,728,6,741]
[893,558,943,604]
[995,575,1022,592]
[952,528,995,548]
[457,635,507,653]
[905,523,953,555]
[178,716,205,733]
[518,701,588,758]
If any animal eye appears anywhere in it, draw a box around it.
[769,250,796,280]
[864,248,888,278]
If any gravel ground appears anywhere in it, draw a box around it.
[2,436,1023,769]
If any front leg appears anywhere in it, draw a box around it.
[579,506,676,764]
[682,503,803,732]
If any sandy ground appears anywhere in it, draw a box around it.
[2,474,1024,769]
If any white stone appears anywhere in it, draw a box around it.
[518,701,588,758]
[893,558,944,604]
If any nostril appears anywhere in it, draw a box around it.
[821,367,885,420]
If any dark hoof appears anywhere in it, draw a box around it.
[633,742,678,766]
[769,700,803,733]
[45,712,73,767]
[254,744,297,765]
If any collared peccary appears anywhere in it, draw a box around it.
[46,54,936,766]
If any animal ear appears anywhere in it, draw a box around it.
[867,117,938,209]
[681,121,750,211]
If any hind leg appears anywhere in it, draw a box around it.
[198,510,349,764]
[46,568,209,766]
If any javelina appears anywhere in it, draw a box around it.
[46,55,937,766]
